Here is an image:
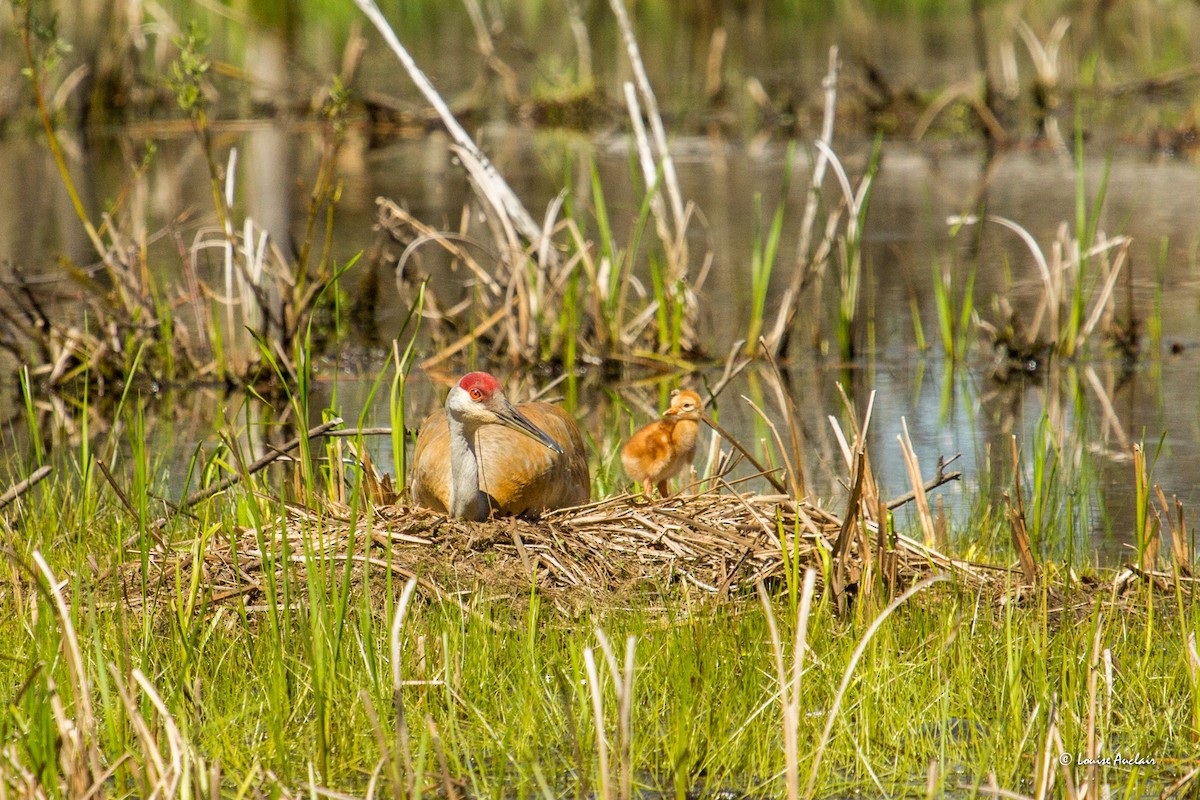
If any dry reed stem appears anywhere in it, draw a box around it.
[618,636,635,800]
[831,450,867,612]
[757,568,817,800]
[1161,765,1200,798]
[1084,616,1103,800]
[606,0,685,235]
[759,340,808,498]
[132,669,184,797]
[380,199,499,296]
[623,82,673,254]
[390,578,419,795]
[583,647,612,800]
[1154,485,1191,574]
[32,552,103,787]
[702,416,788,495]
[898,419,937,547]
[767,46,840,355]
[0,466,52,510]
[802,574,949,800]
[353,0,541,243]
[594,630,636,800]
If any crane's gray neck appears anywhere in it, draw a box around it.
[447,414,489,521]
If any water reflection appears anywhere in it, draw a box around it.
[2,122,1199,564]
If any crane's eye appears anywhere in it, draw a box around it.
[470,387,484,400]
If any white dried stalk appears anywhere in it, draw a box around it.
[1076,236,1130,348]
[353,0,542,243]
[623,82,673,252]
[767,46,839,352]
[583,648,612,800]
[223,147,239,346]
[607,0,684,232]
[132,668,184,799]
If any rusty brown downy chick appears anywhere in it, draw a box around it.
[620,389,703,498]
[411,372,591,520]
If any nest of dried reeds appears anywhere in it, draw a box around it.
[121,489,1000,616]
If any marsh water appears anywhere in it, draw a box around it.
[4,2,1200,564]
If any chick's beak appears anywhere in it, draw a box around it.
[496,399,565,454]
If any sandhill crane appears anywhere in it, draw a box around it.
[621,388,702,498]
[411,372,590,520]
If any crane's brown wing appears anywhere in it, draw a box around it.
[411,409,451,513]
[410,403,590,516]
[474,402,591,514]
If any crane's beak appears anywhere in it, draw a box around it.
[496,400,565,455]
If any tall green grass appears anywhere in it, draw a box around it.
[3,482,1193,798]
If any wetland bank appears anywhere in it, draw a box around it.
[1,0,1200,797]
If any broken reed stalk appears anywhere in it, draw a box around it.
[390,577,420,795]
[32,551,104,789]
[0,465,52,510]
[1005,435,1039,586]
[885,459,962,511]
[759,338,808,499]
[898,418,937,547]
[1154,485,1191,574]
[353,0,542,243]
[608,0,699,354]
[170,417,344,519]
[607,0,685,235]
[381,198,501,295]
[741,395,798,493]
[701,415,788,495]
[767,45,839,355]
[623,82,674,254]
[831,449,867,613]
[830,386,883,583]
[595,630,636,800]
[583,647,613,800]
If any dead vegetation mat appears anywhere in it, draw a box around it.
[120,491,1019,616]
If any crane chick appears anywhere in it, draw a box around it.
[411,372,590,520]
[621,389,702,498]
